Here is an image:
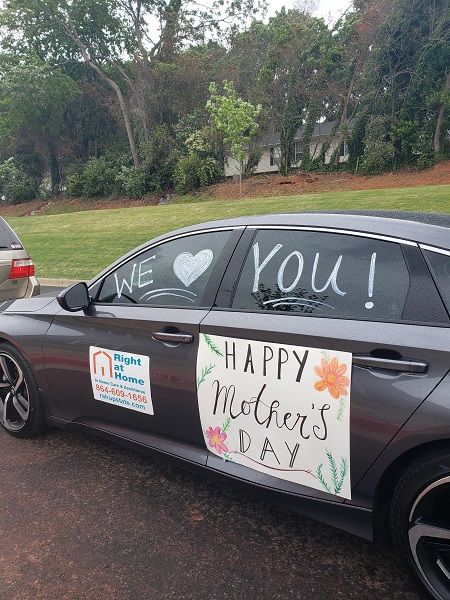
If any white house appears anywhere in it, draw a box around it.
[225,120,350,177]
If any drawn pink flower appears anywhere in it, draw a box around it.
[205,426,229,454]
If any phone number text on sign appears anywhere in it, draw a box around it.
[197,334,352,499]
[90,346,153,415]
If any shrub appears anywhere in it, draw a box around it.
[416,153,436,170]
[361,143,395,174]
[65,163,85,197]
[117,165,149,198]
[360,116,395,175]
[174,153,223,194]
[0,158,39,204]
[65,157,119,198]
[81,157,118,198]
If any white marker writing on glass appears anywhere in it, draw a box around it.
[365,253,377,309]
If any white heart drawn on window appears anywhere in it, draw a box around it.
[173,249,214,287]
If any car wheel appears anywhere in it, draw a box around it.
[391,450,450,600]
[0,342,47,438]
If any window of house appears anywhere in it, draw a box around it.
[294,141,303,163]
[339,140,347,158]
[231,229,411,321]
[98,230,233,307]
[269,146,275,167]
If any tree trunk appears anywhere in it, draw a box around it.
[48,142,61,195]
[94,67,140,167]
[434,70,450,155]
[62,16,141,167]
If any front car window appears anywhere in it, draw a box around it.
[98,230,233,307]
[232,229,411,321]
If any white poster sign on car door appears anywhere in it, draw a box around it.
[197,334,352,499]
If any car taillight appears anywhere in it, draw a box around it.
[9,258,35,279]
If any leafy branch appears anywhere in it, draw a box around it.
[203,334,223,357]
[326,449,339,492]
[316,463,332,494]
[223,452,235,462]
[222,416,231,433]
[335,458,349,495]
[316,451,349,495]
[197,363,216,388]
[337,398,346,422]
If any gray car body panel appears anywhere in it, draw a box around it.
[0,211,449,543]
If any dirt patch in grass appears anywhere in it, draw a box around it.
[205,160,450,200]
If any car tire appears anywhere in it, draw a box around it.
[0,342,47,438]
[391,449,450,600]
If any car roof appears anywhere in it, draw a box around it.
[176,210,450,248]
[89,210,450,285]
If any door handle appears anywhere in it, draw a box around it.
[353,355,428,373]
[152,331,194,344]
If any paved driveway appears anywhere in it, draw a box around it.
[0,429,423,600]
[40,285,64,296]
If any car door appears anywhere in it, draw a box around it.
[199,226,450,501]
[43,227,242,463]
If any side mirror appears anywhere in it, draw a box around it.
[57,282,92,312]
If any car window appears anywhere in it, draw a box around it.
[0,218,22,249]
[98,230,233,307]
[423,250,450,314]
[232,229,411,321]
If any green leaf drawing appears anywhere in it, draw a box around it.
[203,334,223,357]
[316,463,332,494]
[326,449,339,492]
[197,363,216,388]
[222,416,231,433]
[316,451,349,495]
[337,397,346,422]
[223,452,235,463]
[335,458,349,495]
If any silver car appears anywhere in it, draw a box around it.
[0,217,39,300]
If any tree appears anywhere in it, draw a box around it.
[206,81,261,192]
[0,57,80,193]
[434,69,450,155]
[1,0,140,166]
[349,0,450,166]
[1,0,265,169]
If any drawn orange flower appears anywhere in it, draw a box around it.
[314,357,350,400]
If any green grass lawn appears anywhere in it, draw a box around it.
[6,183,450,280]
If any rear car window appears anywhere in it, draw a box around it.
[232,229,411,321]
[0,218,22,249]
[423,250,450,315]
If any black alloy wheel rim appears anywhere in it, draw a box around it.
[408,475,450,600]
[0,353,30,432]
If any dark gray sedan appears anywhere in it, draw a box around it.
[0,211,449,600]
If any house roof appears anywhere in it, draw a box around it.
[261,119,350,147]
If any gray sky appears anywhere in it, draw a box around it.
[267,0,352,22]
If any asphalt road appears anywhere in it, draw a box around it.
[40,285,64,296]
[0,427,424,600]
